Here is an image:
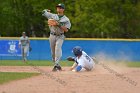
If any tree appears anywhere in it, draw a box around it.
[0,0,140,38]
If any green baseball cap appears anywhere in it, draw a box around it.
[56,3,65,9]
[22,32,26,34]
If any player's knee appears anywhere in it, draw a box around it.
[55,44,61,49]
[55,46,62,53]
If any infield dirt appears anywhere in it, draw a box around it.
[0,63,140,93]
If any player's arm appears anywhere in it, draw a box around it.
[70,62,78,71]
[28,40,30,45]
[42,9,53,19]
[58,20,71,32]
[18,39,21,48]
[67,56,78,70]
[59,26,68,32]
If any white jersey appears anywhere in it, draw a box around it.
[75,51,95,70]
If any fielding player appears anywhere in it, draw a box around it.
[42,3,71,71]
[19,32,30,62]
[67,46,95,72]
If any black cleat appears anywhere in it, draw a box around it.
[52,66,58,72]
[57,65,62,71]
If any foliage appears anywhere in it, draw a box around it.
[0,0,140,38]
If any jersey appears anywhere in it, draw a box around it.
[75,51,95,70]
[42,10,71,35]
[19,36,29,47]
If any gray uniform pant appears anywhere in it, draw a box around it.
[49,34,65,65]
[21,45,29,60]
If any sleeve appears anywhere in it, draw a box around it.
[19,37,21,45]
[65,19,71,29]
[42,9,53,19]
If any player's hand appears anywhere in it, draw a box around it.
[70,67,74,71]
[47,9,51,12]
[42,9,50,14]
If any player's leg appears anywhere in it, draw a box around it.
[24,45,29,62]
[72,65,87,72]
[70,62,78,71]
[49,35,59,71]
[55,39,63,64]
[49,35,56,62]
[72,57,90,72]
[84,58,95,71]
[54,35,64,70]
[21,47,24,62]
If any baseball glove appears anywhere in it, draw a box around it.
[67,56,75,61]
[29,47,32,52]
[48,19,58,26]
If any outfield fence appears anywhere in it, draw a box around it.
[0,37,140,61]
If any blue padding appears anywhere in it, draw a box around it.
[0,39,140,61]
[76,65,82,72]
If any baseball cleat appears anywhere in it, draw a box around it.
[23,58,27,62]
[52,65,62,71]
[52,66,58,71]
[57,65,62,71]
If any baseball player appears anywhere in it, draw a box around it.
[42,3,71,71]
[19,32,30,62]
[67,46,95,72]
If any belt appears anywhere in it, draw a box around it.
[50,32,64,36]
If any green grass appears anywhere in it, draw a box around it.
[0,60,140,67]
[0,72,40,84]
[126,62,140,67]
[0,60,73,66]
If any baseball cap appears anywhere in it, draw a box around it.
[22,32,26,34]
[56,3,65,9]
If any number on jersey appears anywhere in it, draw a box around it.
[85,55,91,62]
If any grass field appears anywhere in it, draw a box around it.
[126,62,140,67]
[0,72,40,84]
[0,60,73,66]
[0,60,140,67]
[0,60,73,84]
